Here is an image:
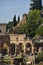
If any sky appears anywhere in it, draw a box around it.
[0,0,43,23]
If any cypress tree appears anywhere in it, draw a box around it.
[13,15,17,26]
[18,15,20,22]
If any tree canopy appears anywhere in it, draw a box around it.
[35,24,43,36]
[30,0,42,10]
[13,15,17,26]
[16,10,41,37]
[25,10,41,37]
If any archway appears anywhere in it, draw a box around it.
[10,43,16,55]
[26,43,32,55]
[35,43,43,53]
[2,48,8,56]
[2,43,9,56]
[17,43,24,54]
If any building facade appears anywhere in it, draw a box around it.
[0,34,43,56]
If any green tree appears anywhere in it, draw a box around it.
[19,25,25,34]
[25,10,41,37]
[41,18,43,24]
[17,15,20,25]
[14,24,25,34]
[30,0,42,10]
[35,52,43,63]
[13,15,17,26]
[6,21,13,30]
[35,24,43,36]
[18,15,20,22]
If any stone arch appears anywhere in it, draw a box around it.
[2,43,9,56]
[10,43,16,55]
[35,43,43,53]
[26,43,32,55]
[17,43,24,54]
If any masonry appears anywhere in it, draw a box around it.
[0,24,7,33]
[0,34,43,56]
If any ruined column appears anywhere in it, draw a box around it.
[39,47,43,53]
[32,46,35,54]
[7,48,9,54]
[24,45,26,55]
[15,44,16,55]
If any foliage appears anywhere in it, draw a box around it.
[19,25,25,34]
[35,52,43,63]
[2,55,11,63]
[41,18,43,24]
[18,15,20,22]
[16,10,42,37]
[25,10,41,37]
[6,21,13,30]
[13,15,17,26]
[13,15,20,27]
[6,15,20,32]
[30,0,42,10]
[35,24,43,35]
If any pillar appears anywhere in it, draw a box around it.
[39,47,43,53]
[24,45,26,54]
[15,44,17,55]
[7,48,9,54]
[32,46,35,54]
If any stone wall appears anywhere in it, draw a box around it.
[0,34,43,56]
[0,24,7,33]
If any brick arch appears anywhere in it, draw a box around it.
[17,43,24,54]
[18,42,24,46]
[18,43,24,46]
[2,43,9,55]
[18,43,24,50]
[10,43,16,55]
[25,40,34,54]
[26,40,34,47]
[10,42,16,45]
[25,43,32,55]
[3,43,9,49]
[26,43,31,47]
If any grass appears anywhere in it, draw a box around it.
[30,63,43,65]
[36,63,43,65]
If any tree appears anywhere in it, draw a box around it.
[16,10,41,37]
[14,24,25,34]
[18,15,20,22]
[17,15,20,25]
[30,0,42,10]
[6,21,13,30]
[35,24,43,36]
[41,17,43,24]
[25,10,41,37]
[35,52,43,63]
[19,25,25,34]
[13,15,17,26]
